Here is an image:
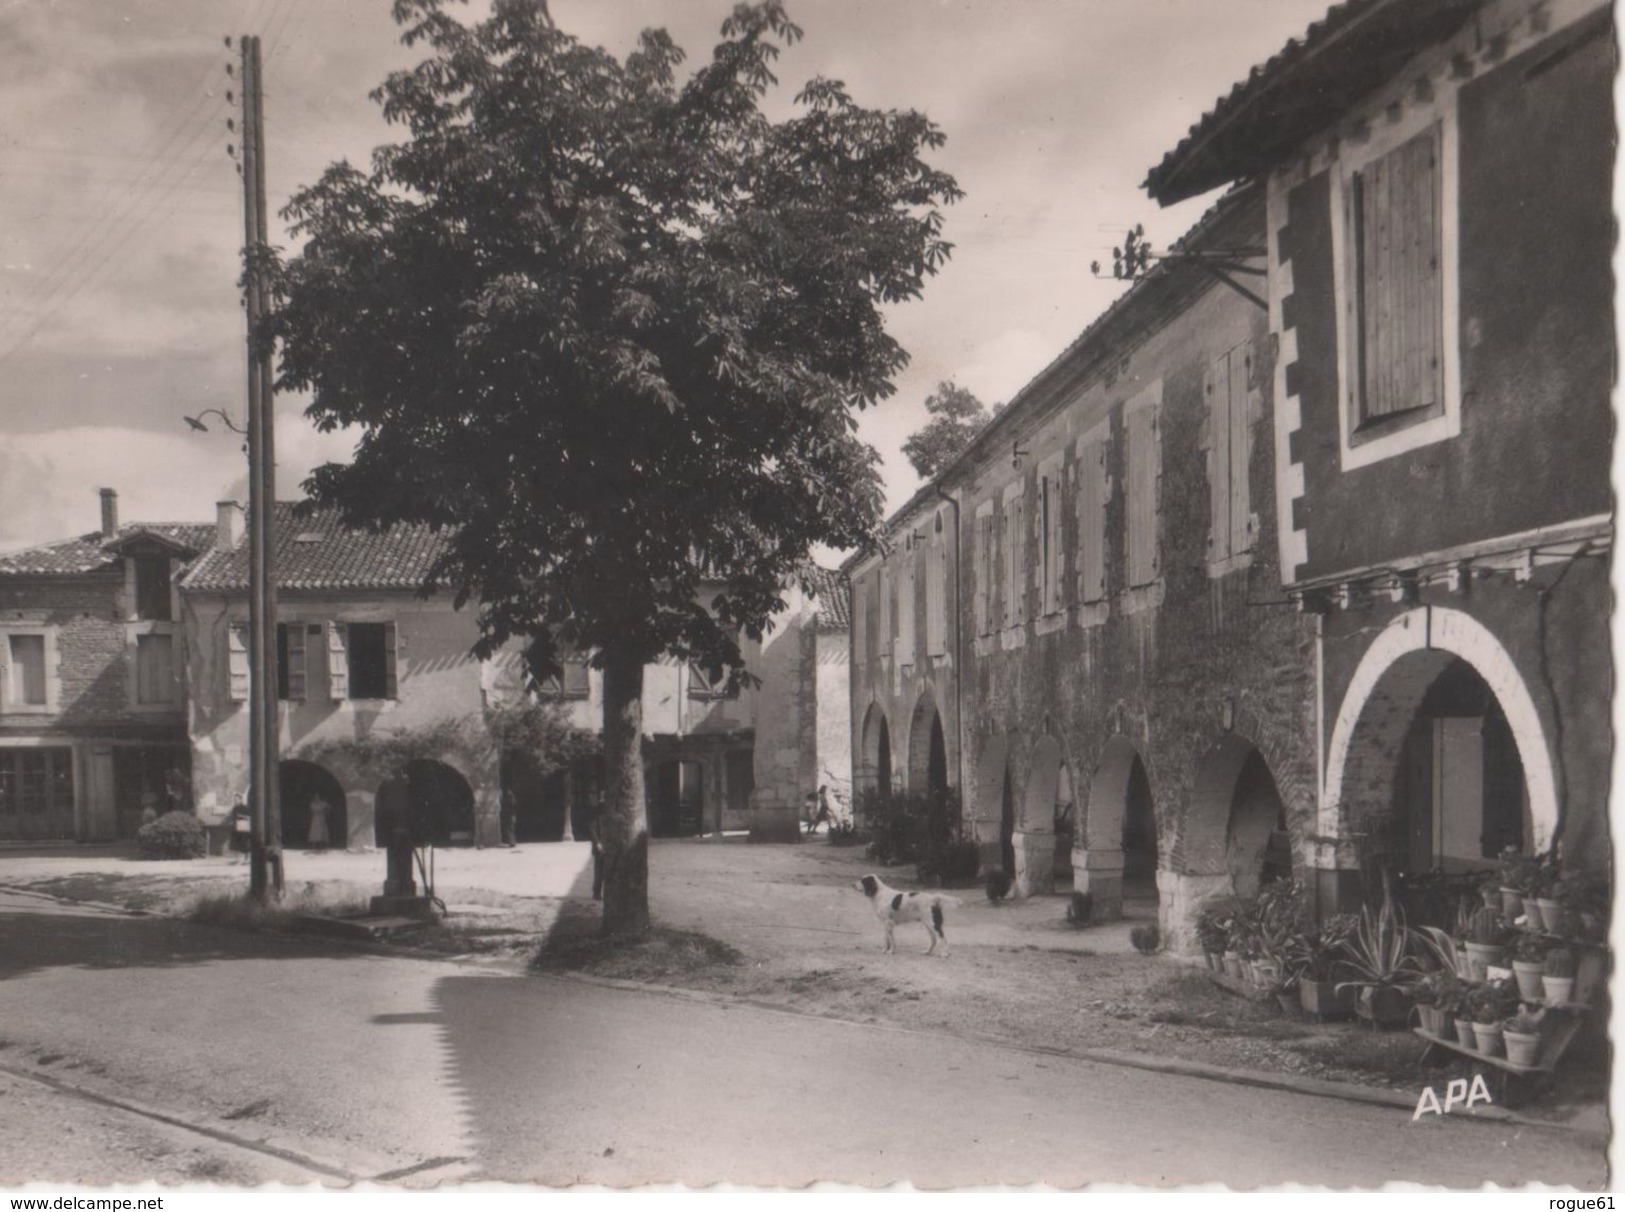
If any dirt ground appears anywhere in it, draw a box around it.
[0,834,1605,1126]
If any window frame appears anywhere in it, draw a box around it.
[342,621,397,702]
[130,627,180,708]
[1123,380,1163,591]
[1331,106,1461,471]
[0,628,58,715]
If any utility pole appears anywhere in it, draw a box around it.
[238,33,283,901]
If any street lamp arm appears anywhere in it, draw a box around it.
[183,408,248,435]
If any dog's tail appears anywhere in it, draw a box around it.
[933,895,965,909]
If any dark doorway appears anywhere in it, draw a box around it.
[927,714,948,798]
[999,766,1016,877]
[1122,757,1157,897]
[406,759,476,846]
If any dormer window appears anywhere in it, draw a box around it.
[133,557,171,621]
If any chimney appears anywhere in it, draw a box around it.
[216,501,243,552]
[99,488,118,538]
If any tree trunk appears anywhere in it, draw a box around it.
[599,648,651,937]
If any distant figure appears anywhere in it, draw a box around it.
[589,796,606,901]
[229,798,251,863]
[806,784,834,835]
[306,794,331,847]
[499,788,518,849]
[139,791,160,829]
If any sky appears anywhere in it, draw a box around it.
[0,0,1342,553]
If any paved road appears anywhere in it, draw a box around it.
[0,892,1607,1189]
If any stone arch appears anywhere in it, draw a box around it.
[278,759,348,850]
[1012,736,1068,897]
[857,703,893,801]
[905,688,949,797]
[1075,736,1158,921]
[1185,734,1288,902]
[403,758,477,846]
[1323,607,1558,861]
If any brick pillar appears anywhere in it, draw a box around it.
[1074,845,1124,920]
[1013,831,1055,896]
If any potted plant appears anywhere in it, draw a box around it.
[1292,914,1359,1020]
[1470,981,1518,1057]
[1225,901,1257,981]
[1337,888,1423,1029]
[1411,970,1458,1037]
[1531,854,1564,932]
[1195,908,1228,971]
[1543,947,1577,1005]
[1555,870,1610,943]
[1477,871,1502,910]
[1509,929,1549,1001]
[1502,1008,1543,1067]
[1497,847,1536,920]
[1453,981,1484,1051]
[1462,906,1512,980]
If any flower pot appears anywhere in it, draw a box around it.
[1500,888,1525,920]
[1298,980,1355,1020]
[1472,1021,1504,1058]
[1454,1016,1479,1050]
[1536,898,1563,931]
[1503,1029,1541,1067]
[1415,1004,1448,1035]
[1357,986,1411,1028]
[1480,885,1501,909]
[1512,959,1545,1002]
[1523,900,1545,931]
[1463,942,1506,981]
[1222,952,1243,980]
[1543,975,1575,1005]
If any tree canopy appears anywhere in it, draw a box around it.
[271,0,961,933]
[900,380,994,480]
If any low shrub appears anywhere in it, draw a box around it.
[985,869,1011,903]
[824,819,863,846]
[136,811,205,860]
[1066,891,1093,928]
[1130,924,1161,955]
[921,838,981,888]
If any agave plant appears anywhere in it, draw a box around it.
[1414,925,1472,979]
[1336,888,1425,995]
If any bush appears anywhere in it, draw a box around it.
[1130,924,1161,955]
[923,839,981,888]
[858,787,976,885]
[136,810,205,860]
[1066,891,1093,928]
[985,869,1011,903]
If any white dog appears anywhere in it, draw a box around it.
[853,874,962,956]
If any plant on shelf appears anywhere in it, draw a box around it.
[1497,847,1538,919]
[1469,980,1519,1058]
[1543,947,1578,1005]
[1462,906,1513,979]
[1411,970,1462,1037]
[1509,928,1550,1001]
[1289,913,1359,1020]
[1502,1007,1544,1067]
[1336,881,1424,1028]
[1554,869,1610,942]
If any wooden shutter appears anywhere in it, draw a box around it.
[1354,126,1441,421]
[326,622,348,701]
[1205,355,1233,562]
[896,560,916,666]
[878,568,892,657]
[1230,343,1255,554]
[1126,405,1160,587]
[227,624,249,702]
[927,541,947,655]
[1003,490,1025,626]
[383,622,399,699]
[852,581,867,661]
[974,513,992,634]
[1078,434,1107,603]
[283,623,307,701]
[1043,468,1065,615]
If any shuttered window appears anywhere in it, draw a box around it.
[1125,402,1160,588]
[1077,429,1108,604]
[1205,340,1256,564]
[343,622,397,700]
[1039,462,1065,616]
[852,581,867,661]
[6,635,47,707]
[973,508,994,634]
[925,538,947,656]
[228,624,250,702]
[276,623,306,702]
[877,567,892,659]
[135,634,176,705]
[1349,125,1442,425]
[325,622,348,701]
[896,558,916,666]
[1002,487,1025,627]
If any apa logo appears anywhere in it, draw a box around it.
[1413,1075,1493,1120]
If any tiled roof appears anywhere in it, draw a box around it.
[181,502,452,593]
[805,564,849,631]
[1144,0,1486,204]
[0,523,213,576]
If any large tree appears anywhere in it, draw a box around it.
[900,380,993,480]
[271,0,961,935]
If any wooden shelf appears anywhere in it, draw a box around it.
[1413,1028,1552,1075]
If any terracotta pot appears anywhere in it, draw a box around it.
[1501,888,1525,920]
[1357,985,1412,1028]
[1543,975,1575,1005]
[1512,959,1545,1002]
[1523,900,1546,932]
[1415,1004,1447,1035]
[1463,942,1506,981]
[1298,980,1355,1020]
[1454,1016,1479,1050]
[1504,1029,1541,1067]
[1536,899,1563,931]
[1472,1021,1505,1058]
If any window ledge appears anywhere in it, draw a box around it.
[999,624,1026,651]
[1072,600,1109,629]
[1033,611,1066,637]
[1207,550,1256,579]
[1118,581,1165,616]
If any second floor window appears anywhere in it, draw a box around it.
[134,633,176,705]
[133,557,172,621]
[6,634,47,707]
[1076,428,1109,605]
[276,623,309,702]
[688,663,738,701]
[1125,395,1161,589]
[343,622,395,700]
